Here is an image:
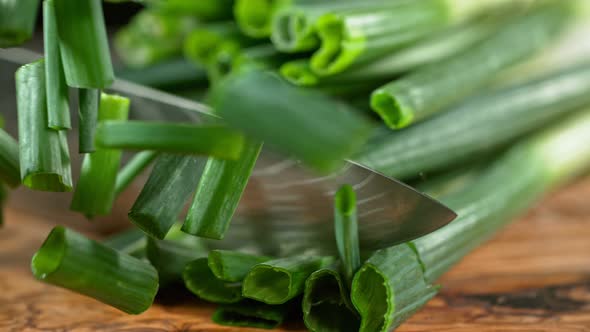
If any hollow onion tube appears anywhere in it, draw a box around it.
[16,60,72,192]
[145,0,234,21]
[114,151,158,196]
[31,226,159,314]
[208,250,273,282]
[128,154,204,239]
[78,88,100,153]
[334,185,360,284]
[212,70,374,173]
[54,0,114,88]
[0,129,20,188]
[242,255,334,304]
[302,266,360,332]
[280,18,499,87]
[0,0,39,47]
[371,2,576,129]
[146,235,208,286]
[182,140,262,239]
[356,62,590,180]
[71,94,130,218]
[350,244,438,332]
[213,300,294,329]
[43,0,70,130]
[95,121,245,160]
[102,228,146,258]
[183,258,244,304]
[234,0,292,38]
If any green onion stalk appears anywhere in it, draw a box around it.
[280,17,499,87]
[0,0,39,47]
[43,0,71,130]
[212,70,374,173]
[350,108,590,332]
[357,62,590,180]
[78,88,100,153]
[213,300,295,329]
[114,150,158,195]
[54,0,114,88]
[115,9,199,68]
[234,0,296,38]
[70,93,130,218]
[128,154,204,239]
[31,226,159,314]
[102,227,147,258]
[371,2,576,129]
[15,60,73,192]
[0,128,21,188]
[144,0,234,21]
[184,22,261,68]
[95,121,245,159]
[309,0,519,78]
[115,58,208,91]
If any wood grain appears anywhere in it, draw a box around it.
[1,177,590,332]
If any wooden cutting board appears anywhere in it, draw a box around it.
[1,176,590,332]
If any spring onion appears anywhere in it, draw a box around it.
[0,0,39,47]
[43,0,70,130]
[31,226,159,314]
[128,154,204,239]
[334,185,360,284]
[78,88,100,153]
[54,0,114,88]
[0,128,20,188]
[357,62,590,180]
[95,121,245,160]
[115,58,208,90]
[213,300,294,329]
[114,151,158,196]
[71,93,130,218]
[234,0,292,38]
[183,140,262,239]
[115,10,199,68]
[212,70,374,172]
[371,2,575,129]
[16,60,72,192]
[280,18,499,87]
[146,235,208,286]
[242,255,334,304]
[102,227,147,258]
[351,243,438,332]
[183,258,244,304]
[208,250,273,282]
[303,266,360,332]
[146,0,234,21]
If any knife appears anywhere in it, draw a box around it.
[0,48,456,256]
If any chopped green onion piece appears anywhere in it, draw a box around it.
[334,184,360,284]
[242,255,334,304]
[208,250,273,282]
[270,6,321,53]
[351,244,438,332]
[146,235,208,286]
[115,58,207,90]
[357,62,590,180]
[183,140,262,239]
[31,226,159,314]
[102,227,146,258]
[183,257,244,304]
[78,88,100,153]
[0,128,21,188]
[114,10,199,68]
[371,2,575,129]
[114,151,158,196]
[71,93,130,218]
[0,0,39,47]
[303,266,360,332]
[184,22,260,66]
[310,0,450,77]
[16,60,72,192]
[213,300,294,329]
[212,70,374,172]
[95,121,245,160]
[43,0,70,130]
[128,154,204,239]
[146,0,234,21]
[54,0,114,88]
[234,0,291,38]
